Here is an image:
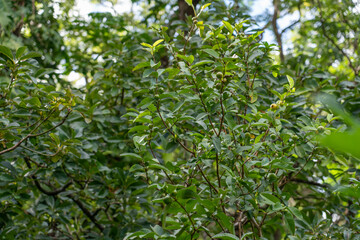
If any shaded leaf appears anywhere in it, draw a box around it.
[212,233,240,240]
[0,45,13,61]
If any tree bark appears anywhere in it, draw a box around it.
[178,0,200,21]
[272,0,285,63]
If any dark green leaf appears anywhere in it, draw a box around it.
[212,233,240,240]
[0,45,13,61]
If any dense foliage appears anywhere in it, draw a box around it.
[0,0,360,239]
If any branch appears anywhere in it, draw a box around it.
[272,0,284,62]
[316,0,358,75]
[148,137,174,184]
[197,165,218,194]
[21,145,62,157]
[250,217,263,237]
[280,19,300,35]
[261,20,272,31]
[30,109,72,137]
[156,104,195,155]
[24,157,72,196]
[24,157,104,232]
[35,180,72,196]
[0,109,71,155]
[290,178,327,188]
[218,79,226,136]
[69,195,105,232]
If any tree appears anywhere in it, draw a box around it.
[0,0,360,239]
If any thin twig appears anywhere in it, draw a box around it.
[317,0,358,75]
[0,108,71,155]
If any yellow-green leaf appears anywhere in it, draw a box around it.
[153,39,164,47]
[222,20,234,33]
[200,3,211,11]
[140,42,152,48]
[184,0,192,6]
[286,75,294,88]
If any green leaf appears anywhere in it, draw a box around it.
[34,68,54,78]
[133,135,147,149]
[143,69,154,78]
[222,21,234,33]
[138,97,153,109]
[254,133,264,144]
[177,54,194,64]
[248,49,263,62]
[151,61,161,69]
[270,89,282,99]
[224,113,236,130]
[285,211,295,235]
[241,232,253,240]
[128,125,149,133]
[125,229,152,239]
[133,61,150,71]
[217,212,234,233]
[319,128,360,159]
[149,164,169,172]
[0,161,17,176]
[15,46,27,59]
[202,49,219,58]
[129,164,144,172]
[49,133,60,145]
[288,207,303,220]
[151,225,164,236]
[27,97,41,107]
[191,60,213,69]
[198,3,211,15]
[165,68,180,79]
[84,118,92,124]
[335,185,360,198]
[184,0,192,6]
[288,206,313,230]
[153,39,164,47]
[20,52,41,61]
[249,91,258,103]
[157,68,165,77]
[212,135,221,153]
[260,193,280,205]
[148,104,157,112]
[177,186,197,200]
[286,75,294,88]
[212,233,240,240]
[317,93,358,127]
[120,153,142,159]
[140,42,152,48]
[0,45,13,61]
[0,174,14,182]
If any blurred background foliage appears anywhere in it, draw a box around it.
[0,0,360,239]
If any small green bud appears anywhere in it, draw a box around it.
[317,126,325,132]
[268,173,277,183]
[278,100,285,106]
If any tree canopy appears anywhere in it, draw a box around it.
[0,0,360,239]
